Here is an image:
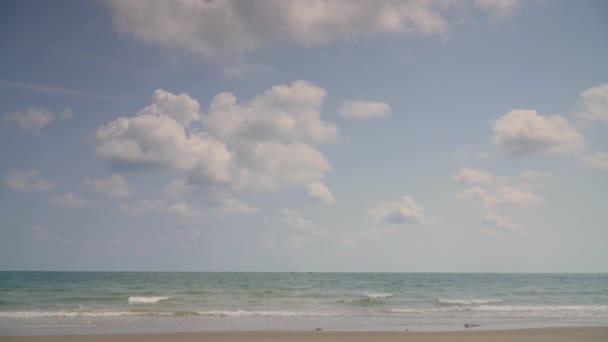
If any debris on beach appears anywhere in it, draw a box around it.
[464,322,481,328]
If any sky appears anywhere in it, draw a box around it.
[0,0,607,272]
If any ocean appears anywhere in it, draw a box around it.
[1,272,607,335]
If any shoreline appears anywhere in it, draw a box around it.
[2,327,608,342]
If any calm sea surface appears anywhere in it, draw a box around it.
[1,272,607,335]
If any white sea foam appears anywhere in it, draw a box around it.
[361,292,394,299]
[128,296,170,304]
[387,305,608,315]
[472,305,608,312]
[197,310,341,317]
[0,311,144,318]
[435,298,503,305]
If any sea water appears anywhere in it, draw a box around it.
[1,272,607,335]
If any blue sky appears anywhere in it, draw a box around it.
[1,0,607,272]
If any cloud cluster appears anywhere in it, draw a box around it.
[370,196,427,224]
[339,100,391,120]
[106,0,519,58]
[282,209,328,248]
[4,169,55,192]
[95,81,337,209]
[2,107,72,132]
[51,192,90,208]
[491,110,584,155]
[85,174,131,199]
[578,83,608,122]
[454,167,540,233]
[307,182,335,205]
[453,167,494,185]
[491,84,608,170]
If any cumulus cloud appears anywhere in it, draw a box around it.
[51,193,90,208]
[4,169,55,192]
[210,194,258,215]
[204,80,337,145]
[457,185,539,208]
[454,167,541,233]
[96,81,336,213]
[339,100,391,120]
[492,110,584,155]
[370,196,426,224]
[85,174,130,198]
[32,225,60,241]
[307,182,335,205]
[453,167,494,185]
[1,107,73,132]
[106,0,519,59]
[475,0,520,18]
[2,107,54,132]
[163,179,198,199]
[167,201,201,218]
[282,209,328,247]
[578,83,608,122]
[224,62,273,79]
[120,199,165,215]
[60,108,74,120]
[579,151,608,170]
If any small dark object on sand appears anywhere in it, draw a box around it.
[464,323,481,328]
[316,328,322,331]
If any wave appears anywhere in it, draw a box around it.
[435,298,503,305]
[340,298,386,306]
[361,292,394,299]
[128,296,170,304]
[472,305,608,312]
[0,310,198,318]
[387,305,608,315]
[196,310,341,317]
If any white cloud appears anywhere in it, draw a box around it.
[475,0,520,18]
[370,196,426,224]
[2,107,54,132]
[456,185,539,208]
[204,80,337,145]
[206,191,259,215]
[483,212,518,229]
[282,209,318,231]
[163,179,198,199]
[224,62,273,79]
[492,110,584,155]
[4,169,55,192]
[286,235,316,248]
[96,82,336,211]
[167,201,201,217]
[579,151,608,170]
[32,225,60,241]
[307,182,335,205]
[86,174,130,198]
[282,209,328,247]
[60,108,74,120]
[518,169,550,182]
[51,193,89,208]
[339,100,391,120]
[120,199,165,215]
[578,83,608,122]
[453,167,494,185]
[106,1,520,59]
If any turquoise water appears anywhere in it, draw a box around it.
[1,272,607,335]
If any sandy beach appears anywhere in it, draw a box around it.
[2,327,608,342]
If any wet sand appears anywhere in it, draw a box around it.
[2,327,608,342]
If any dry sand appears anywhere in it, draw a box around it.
[2,327,607,342]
